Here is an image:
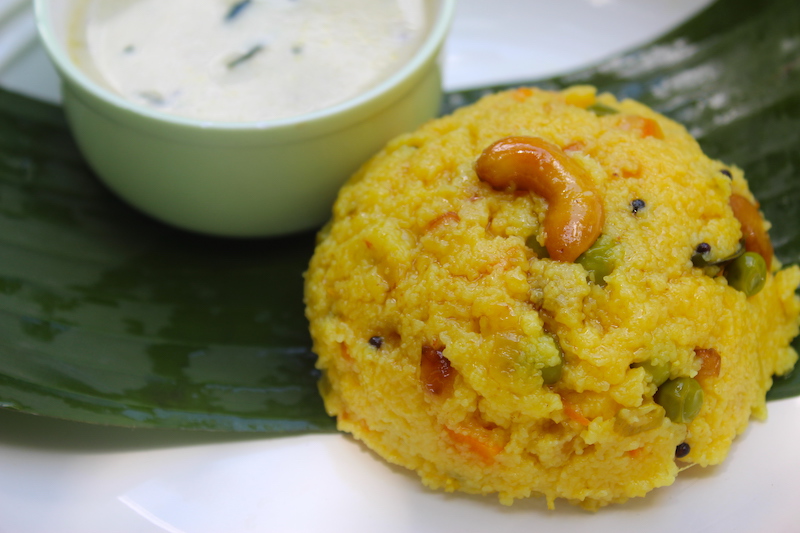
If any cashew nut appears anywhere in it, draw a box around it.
[729,193,773,270]
[475,136,604,262]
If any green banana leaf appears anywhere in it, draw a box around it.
[0,0,798,432]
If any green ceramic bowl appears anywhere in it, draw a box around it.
[34,0,455,237]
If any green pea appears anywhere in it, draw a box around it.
[541,352,564,385]
[632,358,671,387]
[586,102,619,116]
[540,336,564,385]
[526,234,549,259]
[654,377,704,424]
[576,234,616,285]
[725,251,767,296]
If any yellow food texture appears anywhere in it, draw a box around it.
[304,86,800,510]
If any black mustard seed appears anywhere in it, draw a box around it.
[675,442,691,458]
[631,199,646,214]
[368,336,384,349]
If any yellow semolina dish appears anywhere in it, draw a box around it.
[303,86,800,510]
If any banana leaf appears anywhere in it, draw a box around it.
[0,0,798,432]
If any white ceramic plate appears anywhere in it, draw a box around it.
[2,1,800,532]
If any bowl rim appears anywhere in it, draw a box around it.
[34,0,456,132]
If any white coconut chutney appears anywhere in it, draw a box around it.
[69,0,429,122]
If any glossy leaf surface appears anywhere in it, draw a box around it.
[0,0,797,431]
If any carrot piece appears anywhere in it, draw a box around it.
[639,117,664,139]
[445,426,502,463]
[619,115,664,139]
[512,87,534,101]
[626,447,644,458]
[562,400,591,426]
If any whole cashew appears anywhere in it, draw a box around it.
[729,193,773,270]
[475,136,604,262]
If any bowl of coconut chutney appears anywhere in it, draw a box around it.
[34,0,456,236]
